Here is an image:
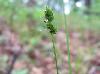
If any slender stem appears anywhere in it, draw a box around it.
[62,1,72,74]
[50,33,59,74]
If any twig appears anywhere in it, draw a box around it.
[6,54,18,74]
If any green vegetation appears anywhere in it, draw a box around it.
[0,0,100,74]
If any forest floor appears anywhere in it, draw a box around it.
[0,25,100,74]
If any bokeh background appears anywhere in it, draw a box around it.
[0,0,100,74]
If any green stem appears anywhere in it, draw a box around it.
[62,1,72,74]
[50,33,59,74]
[66,33,72,74]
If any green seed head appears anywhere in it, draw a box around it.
[47,23,56,34]
[45,7,54,22]
[44,7,56,34]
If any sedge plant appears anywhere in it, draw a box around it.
[44,6,59,74]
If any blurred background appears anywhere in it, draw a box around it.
[0,0,100,74]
